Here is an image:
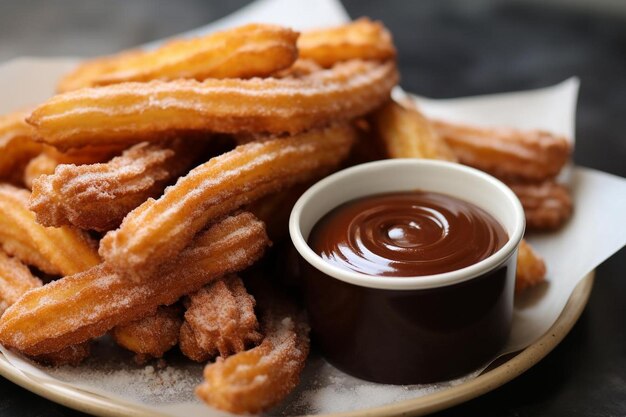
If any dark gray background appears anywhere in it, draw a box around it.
[0,1,624,416]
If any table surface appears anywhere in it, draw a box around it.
[0,1,624,416]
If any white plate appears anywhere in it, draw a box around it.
[0,273,594,417]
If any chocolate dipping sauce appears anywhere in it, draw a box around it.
[308,191,508,277]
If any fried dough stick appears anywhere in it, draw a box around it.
[0,184,100,276]
[0,250,42,315]
[372,100,457,161]
[515,240,547,292]
[28,60,396,149]
[432,119,571,182]
[31,342,92,366]
[180,275,261,362]
[0,110,42,183]
[0,212,269,356]
[57,24,299,91]
[30,139,206,231]
[112,305,182,363]
[100,124,355,281]
[23,144,124,189]
[508,181,573,230]
[196,287,310,414]
[299,18,396,67]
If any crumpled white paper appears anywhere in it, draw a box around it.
[1,0,625,415]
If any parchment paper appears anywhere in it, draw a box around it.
[1,0,625,415]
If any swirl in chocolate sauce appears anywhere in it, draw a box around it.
[308,191,508,277]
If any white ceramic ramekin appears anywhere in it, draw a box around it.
[289,159,525,384]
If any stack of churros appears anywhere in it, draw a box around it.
[0,17,573,413]
[371,99,573,291]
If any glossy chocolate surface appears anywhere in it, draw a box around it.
[301,252,516,384]
[308,191,508,277]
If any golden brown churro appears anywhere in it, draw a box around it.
[0,250,42,315]
[23,144,123,189]
[372,100,457,161]
[180,275,261,362]
[0,212,269,355]
[28,60,396,149]
[0,184,100,276]
[432,119,571,182]
[516,239,547,292]
[196,289,310,414]
[57,24,299,91]
[31,342,92,366]
[0,110,42,183]
[112,305,182,363]
[508,181,573,230]
[299,18,396,67]
[30,139,205,231]
[100,124,355,281]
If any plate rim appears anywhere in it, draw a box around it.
[0,272,595,417]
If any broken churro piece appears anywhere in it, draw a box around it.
[112,305,182,363]
[180,275,261,362]
[196,290,310,414]
[0,250,42,315]
[516,239,547,292]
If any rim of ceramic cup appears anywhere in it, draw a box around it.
[289,159,526,290]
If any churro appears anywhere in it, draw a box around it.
[373,100,457,161]
[299,18,395,67]
[57,24,299,91]
[0,184,99,276]
[112,305,182,363]
[516,239,547,292]
[0,212,269,355]
[0,250,42,315]
[30,139,205,231]
[0,110,42,183]
[196,288,309,414]
[508,181,573,230]
[100,124,355,281]
[23,144,123,189]
[180,275,261,362]
[31,342,92,366]
[432,119,571,182]
[28,60,396,149]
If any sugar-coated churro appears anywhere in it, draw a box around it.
[0,250,42,315]
[508,181,573,230]
[372,100,457,161]
[28,60,396,149]
[299,18,396,67]
[57,24,299,91]
[112,305,182,363]
[0,212,269,355]
[196,287,309,414]
[516,239,547,292]
[30,139,205,231]
[23,144,123,189]
[180,275,261,362]
[0,110,42,184]
[30,342,92,366]
[100,124,355,281]
[0,184,100,276]
[432,119,571,182]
